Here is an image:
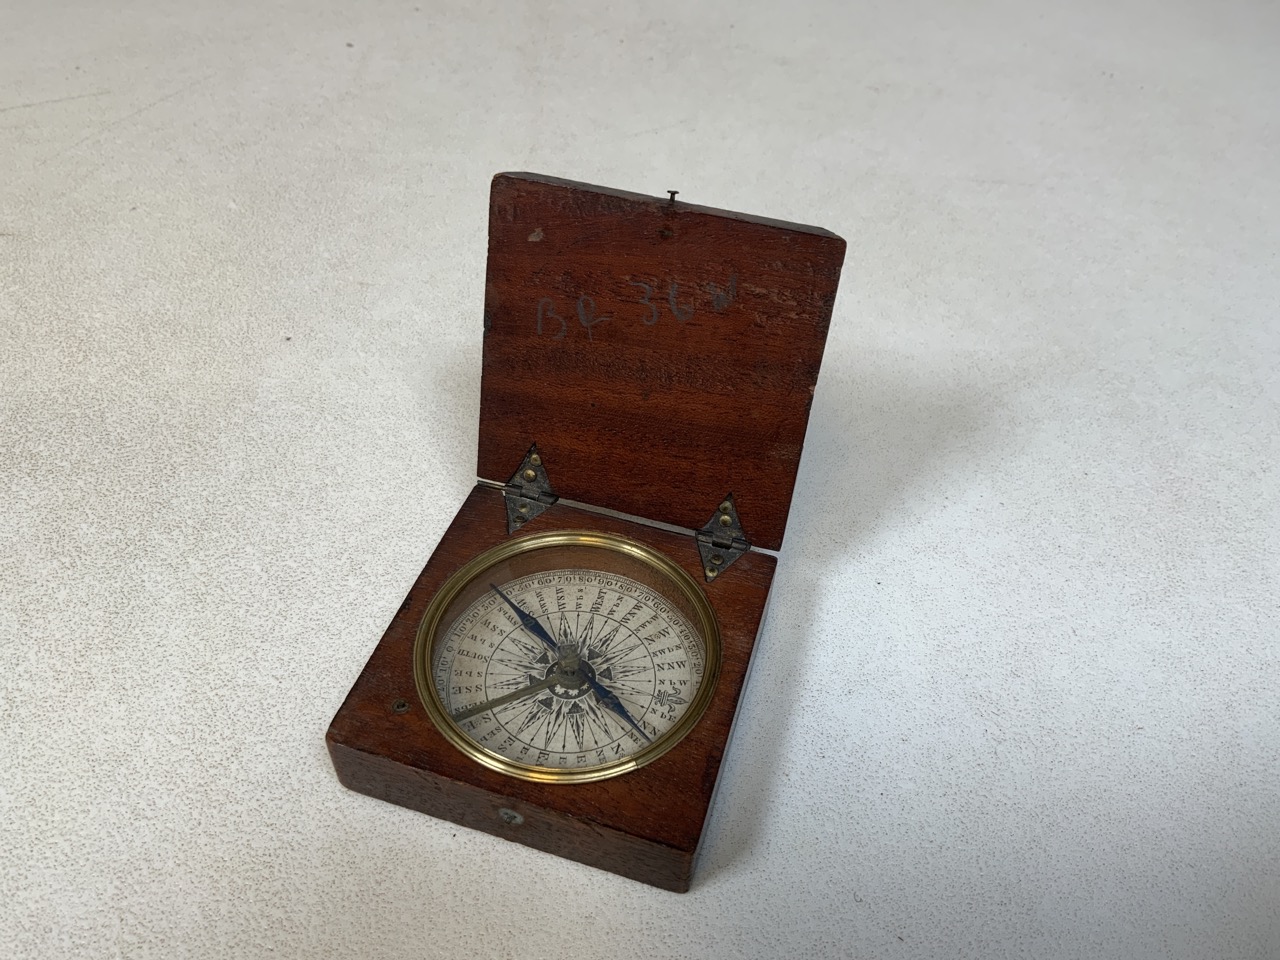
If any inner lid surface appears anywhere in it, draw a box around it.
[477,173,846,552]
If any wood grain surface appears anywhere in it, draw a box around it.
[477,173,846,551]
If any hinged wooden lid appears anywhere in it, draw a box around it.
[477,173,846,552]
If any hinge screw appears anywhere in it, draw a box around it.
[523,468,537,482]
[705,566,718,579]
[530,454,542,466]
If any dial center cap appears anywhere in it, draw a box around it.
[544,659,596,700]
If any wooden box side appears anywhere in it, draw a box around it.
[328,739,697,891]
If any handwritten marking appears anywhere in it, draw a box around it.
[536,298,566,339]
[629,282,658,325]
[576,296,611,340]
[533,272,737,341]
[707,274,737,311]
[667,282,694,322]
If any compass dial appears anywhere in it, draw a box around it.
[414,531,721,783]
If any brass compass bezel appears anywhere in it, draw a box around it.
[413,529,722,785]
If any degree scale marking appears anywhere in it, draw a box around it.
[434,569,706,771]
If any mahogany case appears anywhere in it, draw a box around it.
[326,173,845,891]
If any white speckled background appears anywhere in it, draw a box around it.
[2,1,1278,957]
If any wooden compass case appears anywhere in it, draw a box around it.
[326,173,845,892]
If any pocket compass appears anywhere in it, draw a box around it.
[327,173,845,891]
[415,530,720,783]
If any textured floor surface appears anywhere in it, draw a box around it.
[2,2,1278,958]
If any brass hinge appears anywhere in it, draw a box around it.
[695,493,750,582]
[502,444,558,533]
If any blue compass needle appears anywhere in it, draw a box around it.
[583,674,651,744]
[490,582,651,744]
[490,582,558,653]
